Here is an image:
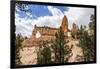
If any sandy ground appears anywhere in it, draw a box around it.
[68,39,83,62]
[20,47,37,65]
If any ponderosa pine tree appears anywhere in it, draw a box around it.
[79,14,95,61]
[37,41,51,64]
[51,27,72,63]
[15,34,24,65]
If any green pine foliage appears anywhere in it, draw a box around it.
[51,27,72,63]
[79,14,95,61]
[15,34,24,65]
[37,41,51,64]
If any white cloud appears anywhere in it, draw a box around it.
[32,15,63,28]
[15,6,20,12]
[48,6,63,16]
[26,12,33,18]
[15,5,34,37]
[15,13,33,37]
[64,7,94,29]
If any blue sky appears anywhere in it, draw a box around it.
[16,4,68,19]
[15,4,94,37]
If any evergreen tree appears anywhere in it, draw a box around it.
[15,34,24,65]
[41,43,51,64]
[88,14,95,60]
[37,46,43,64]
[51,27,72,63]
[79,14,95,61]
[79,30,91,61]
[37,41,51,64]
[88,14,95,36]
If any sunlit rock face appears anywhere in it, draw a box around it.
[67,32,71,37]
[61,15,69,32]
[20,15,83,65]
[35,31,41,38]
[72,22,78,33]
